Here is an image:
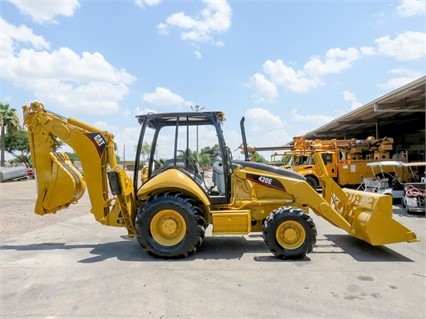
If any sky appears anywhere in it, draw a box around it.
[1,0,425,161]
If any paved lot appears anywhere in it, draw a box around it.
[1,179,425,319]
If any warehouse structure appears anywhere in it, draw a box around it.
[303,76,426,161]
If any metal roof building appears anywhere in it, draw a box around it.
[303,76,426,161]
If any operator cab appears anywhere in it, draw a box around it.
[134,111,231,204]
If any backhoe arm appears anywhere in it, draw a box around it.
[23,102,136,236]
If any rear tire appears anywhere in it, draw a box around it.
[263,206,317,259]
[135,192,206,258]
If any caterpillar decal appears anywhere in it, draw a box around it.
[85,133,107,157]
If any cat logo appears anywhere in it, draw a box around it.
[86,133,107,157]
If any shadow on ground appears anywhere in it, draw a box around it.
[0,231,413,263]
[314,234,414,262]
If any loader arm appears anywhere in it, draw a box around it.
[280,155,417,245]
[23,102,136,236]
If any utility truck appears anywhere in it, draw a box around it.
[23,102,417,259]
[252,136,407,190]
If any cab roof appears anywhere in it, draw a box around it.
[136,111,226,128]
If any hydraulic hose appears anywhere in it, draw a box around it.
[404,184,426,197]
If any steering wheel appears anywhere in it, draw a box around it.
[153,159,163,170]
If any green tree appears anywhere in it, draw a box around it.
[139,142,151,161]
[251,151,267,163]
[0,103,20,166]
[114,142,120,162]
[199,153,211,166]
[4,126,31,164]
[64,152,79,163]
[200,146,212,155]
[199,144,221,166]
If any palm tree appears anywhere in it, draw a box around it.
[0,103,20,166]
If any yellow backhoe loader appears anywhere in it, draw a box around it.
[23,102,418,259]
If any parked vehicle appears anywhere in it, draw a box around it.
[0,163,34,182]
[358,161,405,201]
[402,162,426,214]
[247,136,408,190]
[0,166,28,182]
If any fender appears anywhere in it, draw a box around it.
[137,168,210,205]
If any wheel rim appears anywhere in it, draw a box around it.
[150,209,186,246]
[276,220,306,249]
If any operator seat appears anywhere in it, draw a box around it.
[212,157,225,194]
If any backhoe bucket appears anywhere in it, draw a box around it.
[34,153,86,214]
[342,189,417,245]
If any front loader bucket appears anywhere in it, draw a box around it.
[343,189,418,245]
[34,153,86,214]
[312,152,417,246]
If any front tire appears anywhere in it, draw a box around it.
[135,192,206,258]
[263,206,317,259]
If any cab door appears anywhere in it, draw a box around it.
[320,152,338,178]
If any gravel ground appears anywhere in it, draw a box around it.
[0,179,89,241]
